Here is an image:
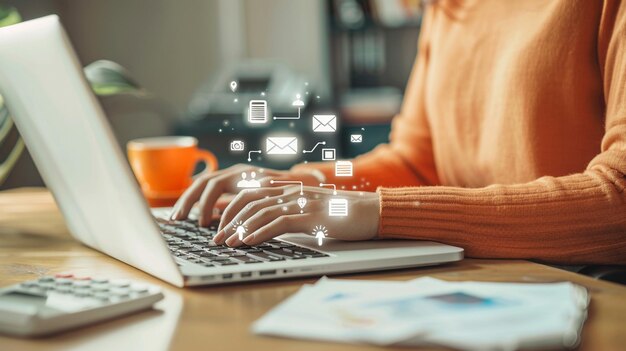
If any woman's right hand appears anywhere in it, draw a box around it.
[170,164,323,227]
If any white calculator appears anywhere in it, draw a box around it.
[0,274,164,337]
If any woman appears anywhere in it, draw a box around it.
[172,0,625,265]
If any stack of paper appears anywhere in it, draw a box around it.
[252,277,589,350]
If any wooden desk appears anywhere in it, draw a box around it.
[1,189,625,351]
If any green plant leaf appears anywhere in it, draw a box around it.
[0,5,21,27]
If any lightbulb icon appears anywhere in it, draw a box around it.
[312,225,328,246]
[233,220,247,240]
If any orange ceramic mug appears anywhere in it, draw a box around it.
[127,136,218,207]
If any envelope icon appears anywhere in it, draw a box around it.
[266,137,298,155]
[350,134,362,143]
[312,115,337,133]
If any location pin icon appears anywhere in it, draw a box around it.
[230,81,238,93]
[297,197,307,213]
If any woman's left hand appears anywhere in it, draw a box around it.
[214,186,380,247]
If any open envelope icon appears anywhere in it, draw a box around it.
[266,137,298,155]
[312,115,337,133]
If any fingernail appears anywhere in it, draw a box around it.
[214,231,224,243]
[242,236,253,245]
[225,236,236,246]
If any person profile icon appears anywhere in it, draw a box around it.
[237,171,261,188]
[292,94,305,107]
[247,171,261,187]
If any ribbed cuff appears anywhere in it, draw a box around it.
[376,186,472,244]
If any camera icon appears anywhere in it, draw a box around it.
[230,140,245,151]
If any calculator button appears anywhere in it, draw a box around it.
[110,287,130,295]
[73,281,91,288]
[54,273,74,278]
[74,291,92,297]
[40,283,55,290]
[54,278,73,285]
[111,279,130,288]
[94,292,110,299]
[130,284,149,293]
[92,277,109,284]
[38,276,54,283]
[56,286,72,293]
[26,287,46,295]
[92,284,110,292]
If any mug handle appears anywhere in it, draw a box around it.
[196,149,218,172]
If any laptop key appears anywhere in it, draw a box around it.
[231,255,262,264]
[263,248,300,258]
[247,252,285,262]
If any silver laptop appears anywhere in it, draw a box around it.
[0,15,463,287]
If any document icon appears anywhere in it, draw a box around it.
[266,137,298,155]
[248,100,267,124]
[312,115,337,133]
[350,134,362,143]
[335,161,353,177]
[328,198,348,217]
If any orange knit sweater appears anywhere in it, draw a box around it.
[294,0,626,265]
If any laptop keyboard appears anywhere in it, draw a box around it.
[156,218,329,267]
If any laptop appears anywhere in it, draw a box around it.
[0,15,463,287]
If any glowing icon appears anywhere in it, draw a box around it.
[248,100,268,124]
[247,150,262,162]
[335,161,353,177]
[237,171,261,188]
[230,81,238,92]
[312,225,328,246]
[266,137,298,155]
[322,148,336,161]
[350,134,363,143]
[293,94,305,107]
[230,140,245,151]
[297,197,307,213]
[329,198,348,217]
[303,141,325,154]
[233,220,247,240]
[312,115,337,133]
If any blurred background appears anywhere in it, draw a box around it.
[0,0,422,189]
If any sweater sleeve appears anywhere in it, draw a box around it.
[291,7,439,192]
[377,2,626,265]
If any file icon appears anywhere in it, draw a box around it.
[266,137,298,155]
[328,198,348,217]
[335,161,353,177]
[312,115,337,133]
[248,100,267,124]
[350,134,362,143]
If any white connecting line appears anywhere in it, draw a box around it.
[319,183,337,195]
[303,141,326,154]
[273,107,301,120]
[270,180,304,195]
[247,150,262,162]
